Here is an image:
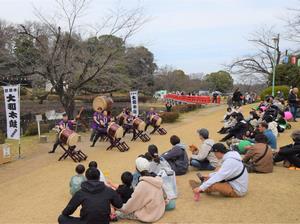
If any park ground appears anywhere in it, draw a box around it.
[0,104,300,224]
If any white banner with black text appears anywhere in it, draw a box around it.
[130,91,139,116]
[3,85,20,140]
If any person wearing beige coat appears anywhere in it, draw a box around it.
[117,157,166,223]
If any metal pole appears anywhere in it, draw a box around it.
[18,84,21,159]
[272,34,279,97]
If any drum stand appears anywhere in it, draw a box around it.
[58,144,88,162]
[150,126,167,135]
[131,130,151,142]
[106,138,130,152]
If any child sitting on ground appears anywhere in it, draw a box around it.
[69,164,86,196]
[88,161,107,184]
[107,171,134,222]
[108,171,134,203]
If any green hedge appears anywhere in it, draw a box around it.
[159,112,179,123]
[260,85,290,100]
[24,122,50,136]
[172,104,201,113]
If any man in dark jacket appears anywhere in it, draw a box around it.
[58,168,123,224]
[288,87,298,122]
[162,135,189,175]
[274,130,300,168]
[220,113,248,142]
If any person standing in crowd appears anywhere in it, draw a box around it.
[117,157,165,223]
[162,135,189,175]
[288,87,299,122]
[49,113,76,153]
[274,130,300,169]
[165,102,172,112]
[58,167,123,224]
[232,88,242,106]
[189,128,220,170]
[243,134,273,173]
[192,143,248,197]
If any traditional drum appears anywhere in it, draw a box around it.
[133,118,146,131]
[150,115,162,127]
[59,129,79,146]
[93,96,113,111]
[119,114,129,125]
[107,122,124,139]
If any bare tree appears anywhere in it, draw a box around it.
[16,0,147,117]
[227,27,281,83]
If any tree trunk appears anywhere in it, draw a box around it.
[61,94,76,119]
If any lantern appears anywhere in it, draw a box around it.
[291,56,297,64]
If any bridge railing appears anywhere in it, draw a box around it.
[164,94,220,104]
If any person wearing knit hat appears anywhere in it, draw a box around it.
[192,143,248,198]
[189,129,220,171]
[117,157,166,222]
[135,157,150,172]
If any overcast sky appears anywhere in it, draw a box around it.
[0,0,298,74]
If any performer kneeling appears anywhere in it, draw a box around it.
[90,110,111,147]
[49,113,76,153]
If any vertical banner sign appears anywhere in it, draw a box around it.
[130,91,139,116]
[3,85,20,140]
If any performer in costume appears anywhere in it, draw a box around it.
[145,107,158,132]
[90,110,111,147]
[49,113,76,153]
[90,107,103,142]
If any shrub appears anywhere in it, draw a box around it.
[159,112,179,123]
[24,122,50,136]
[172,104,201,113]
[0,130,5,144]
[260,85,290,100]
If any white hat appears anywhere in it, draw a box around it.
[135,157,150,172]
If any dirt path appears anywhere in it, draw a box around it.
[0,104,300,224]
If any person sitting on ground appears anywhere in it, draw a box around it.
[58,167,123,224]
[218,112,238,134]
[145,145,177,211]
[69,164,86,196]
[189,128,220,170]
[192,143,248,197]
[88,161,107,184]
[243,134,273,173]
[220,113,248,142]
[247,110,260,129]
[257,122,277,151]
[274,130,300,169]
[117,157,165,223]
[223,107,233,121]
[107,171,134,203]
[161,135,189,175]
[264,115,278,137]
